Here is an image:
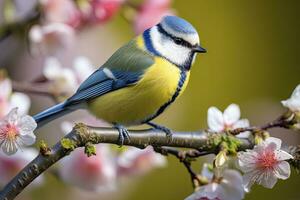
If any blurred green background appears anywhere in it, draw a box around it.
[7,0,300,199]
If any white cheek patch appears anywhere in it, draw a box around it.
[103,68,116,80]
[150,27,191,66]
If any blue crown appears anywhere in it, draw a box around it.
[161,16,197,34]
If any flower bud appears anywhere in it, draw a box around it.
[214,151,228,168]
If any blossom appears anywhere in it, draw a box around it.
[0,108,37,155]
[0,78,30,118]
[29,23,75,56]
[207,104,250,137]
[185,164,245,200]
[40,0,82,28]
[117,146,167,176]
[0,148,43,187]
[133,0,174,34]
[89,0,125,24]
[59,145,117,192]
[238,137,293,191]
[281,84,300,113]
[43,56,94,97]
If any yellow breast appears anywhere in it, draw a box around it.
[87,57,190,125]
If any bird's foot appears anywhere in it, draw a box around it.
[147,122,172,138]
[114,124,130,146]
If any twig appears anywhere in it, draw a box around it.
[0,124,253,200]
[228,115,292,135]
[154,147,208,188]
[12,81,59,102]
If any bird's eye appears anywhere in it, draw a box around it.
[174,38,184,45]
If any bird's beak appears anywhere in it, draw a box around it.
[193,45,206,53]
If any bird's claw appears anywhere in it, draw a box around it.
[147,122,173,138]
[114,124,130,146]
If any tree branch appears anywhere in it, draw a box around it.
[0,124,253,200]
[12,81,61,102]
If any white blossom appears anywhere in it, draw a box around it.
[0,79,30,118]
[185,164,245,200]
[207,104,250,137]
[43,56,94,97]
[29,23,75,56]
[117,146,167,176]
[238,137,293,191]
[0,108,37,155]
[281,84,300,113]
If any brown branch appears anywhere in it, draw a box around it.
[228,114,293,135]
[0,124,253,200]
[154,147,209,188]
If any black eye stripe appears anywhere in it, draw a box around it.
[157,24,193,48]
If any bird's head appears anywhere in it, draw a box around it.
[143,15,206,70]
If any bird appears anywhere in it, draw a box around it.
[33,15,206,145]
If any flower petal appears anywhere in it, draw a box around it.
[2,140,18,155]
[6,108,19,125]
[242,170,258,192]
[9,93,30,115]
[276,150,293,161]
[185,183,222,200]
[18,133,36,146]
[0,79,12,99]
[260,170,277,189]
[43,57,63,79]
[281,99,300,112]
[18,115,37,134]
[274,161,291,180]
[207,106,224,132]
[233,119,250,129]
[201,163,214,180]
[221,170,245,200]
[265,137,282,149]
[291,84,300,97]
[223,104,241,125]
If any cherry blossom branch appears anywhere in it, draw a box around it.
[0,124,253,200]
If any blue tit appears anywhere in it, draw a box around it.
[33,15,206,144]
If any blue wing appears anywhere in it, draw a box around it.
[65,69,143,105]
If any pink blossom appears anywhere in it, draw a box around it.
[59,145,117,192]
[238,137,293,191]
[141,0,172,10]
[117,146,166,176]
[40,0,82,28]
[207,104,250,137]
[89,0,125,24]
[0,79,30,118]
[133,0,174,34]
[0,108,37,155]
[0,148,43,187]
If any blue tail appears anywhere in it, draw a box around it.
[33,102,73,128]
